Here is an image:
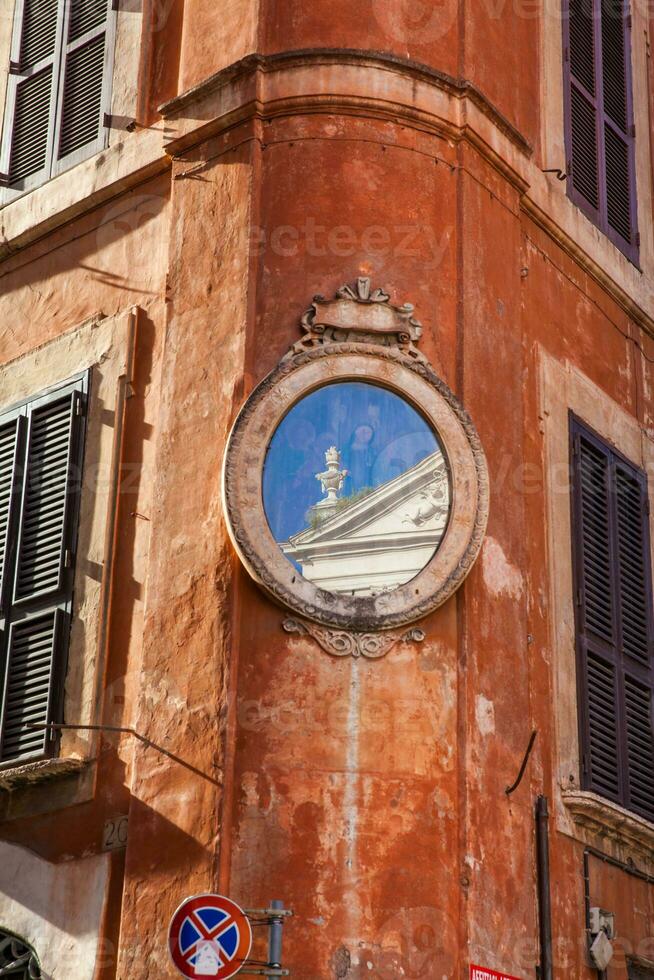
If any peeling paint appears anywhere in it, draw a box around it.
[475,695,496,737]
[482,537,524,599]
[343,661,361,943]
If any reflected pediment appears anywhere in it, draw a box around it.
[280,450,449,596]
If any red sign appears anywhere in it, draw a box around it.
[470,967,522,980]
[168,894,253,979]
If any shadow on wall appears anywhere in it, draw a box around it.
[0,792,212,980]
[0,188,167,299]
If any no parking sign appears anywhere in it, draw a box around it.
[168,894,253,979]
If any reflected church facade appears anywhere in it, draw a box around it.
[281,447,450,595]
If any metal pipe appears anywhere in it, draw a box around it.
[583,850,592,945]
[585,844,654,886]
[536,796,554,980]
[268,900,284,968]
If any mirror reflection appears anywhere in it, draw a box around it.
[263,382,451,596]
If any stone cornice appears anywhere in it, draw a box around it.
[160,48,654,341]
[522,196,654,337]
[1,49,652,341]
[0,757,87,792]
[160,49,532,156]
[563,789,654,860]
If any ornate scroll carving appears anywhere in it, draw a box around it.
[563,790,654,859]
[283,617,426,659]
[292,276,426,361]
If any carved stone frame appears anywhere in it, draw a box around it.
[223,281,489,632]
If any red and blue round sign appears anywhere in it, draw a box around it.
[168,894,253,979]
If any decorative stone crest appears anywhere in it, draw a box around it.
[292,277,426,360]
[283,617,426,660]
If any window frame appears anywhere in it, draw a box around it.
[0,0,117,206]
[569,412,654,821]
[562,0,640,264]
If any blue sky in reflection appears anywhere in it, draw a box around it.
[263,381,439,542]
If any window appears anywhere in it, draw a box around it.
[0,930,41,978]
[0,0,116,203]
[562,0,639,261]
[0,375,87,767]
[570,415,654,821]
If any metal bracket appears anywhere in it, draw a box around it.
[103,113,136,132]
[239,901,292,977]
[542,168,567,181]
[244,909,293,919]
[239,969,290,977]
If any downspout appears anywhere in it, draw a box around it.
[536,796,553,980]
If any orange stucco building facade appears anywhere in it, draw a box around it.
[0,2,653,979]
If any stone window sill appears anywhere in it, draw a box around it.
[0,758,93,822]
[562,789,654,856]
[0,757,87,791]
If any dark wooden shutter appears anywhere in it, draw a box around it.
[568,0,600,212]
[13,390,82,605]
[571,416,654,821]
[0,417,25,612]
[563,0,639,261]
[615,462,654,816]
[0,611,64,762]
[602,0,635,246]
[0,378,87,768]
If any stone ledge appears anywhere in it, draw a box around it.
[158,48,654,339]
[0,757,88,793]
[562,789,654,855]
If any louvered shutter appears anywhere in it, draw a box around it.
[567,0,601,215]
[53,0,114,174]
[0,416,25,613]
[601,0,636,248]
[572,430,622,801]
[0,611,65,762]
[0,0,63,195]
[563,0,639,261]
[571,417,654,821]
[0,378,87,768]
[0,0,115,202]
[13,390,83,606]
[615,463,654,816]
